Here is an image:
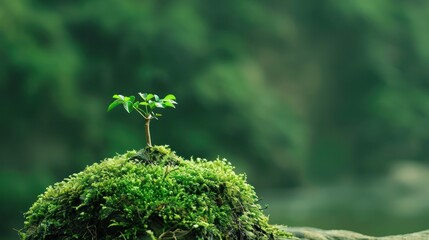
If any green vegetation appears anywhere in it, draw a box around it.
[20,146,291,239]
[107,93,177,146]
[3,1,429,238]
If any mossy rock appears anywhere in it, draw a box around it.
[20,146,291,239]
[281,227,429,240]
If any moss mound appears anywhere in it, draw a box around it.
[20,146,291,239]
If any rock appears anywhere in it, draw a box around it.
[275,226,429,240]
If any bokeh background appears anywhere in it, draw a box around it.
[2,0,429,239]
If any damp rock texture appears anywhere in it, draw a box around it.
[277,226,429,240]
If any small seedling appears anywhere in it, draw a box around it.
[107,93,177,146]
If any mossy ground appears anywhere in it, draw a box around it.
[20,146,292,239]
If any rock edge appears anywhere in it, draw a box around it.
[276,226,429,240]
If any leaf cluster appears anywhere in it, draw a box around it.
[20,146,292,240]
[107,93,177,120]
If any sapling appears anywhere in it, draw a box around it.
[21,94,292,239]
[107,92,177,146]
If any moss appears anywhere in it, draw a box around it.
[20,146,292,239]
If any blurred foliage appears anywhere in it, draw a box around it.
[263,161,429,236]
[2,0,429,238]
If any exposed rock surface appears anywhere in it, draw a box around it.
[276,226,429,240]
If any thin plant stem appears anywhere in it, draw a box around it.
[133,107,147,118]
[134,106,152,147]
[145,117,152,146]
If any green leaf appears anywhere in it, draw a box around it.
[109,92,176,118]
[138,92,147,100]
[123,101,134,113]
[129,95,135,103]
[133,101,140,110]
[155,102,164,108]
[148,101,156,109]
[164,94,176,101]
[163,101,176,108]
[107,99,122,111]
[113,94,125,100]
[146,94,154,100]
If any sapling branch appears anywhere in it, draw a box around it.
[145,117,152,147]
[107,92,177,147]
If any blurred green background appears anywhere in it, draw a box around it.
[2,0,429,239]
